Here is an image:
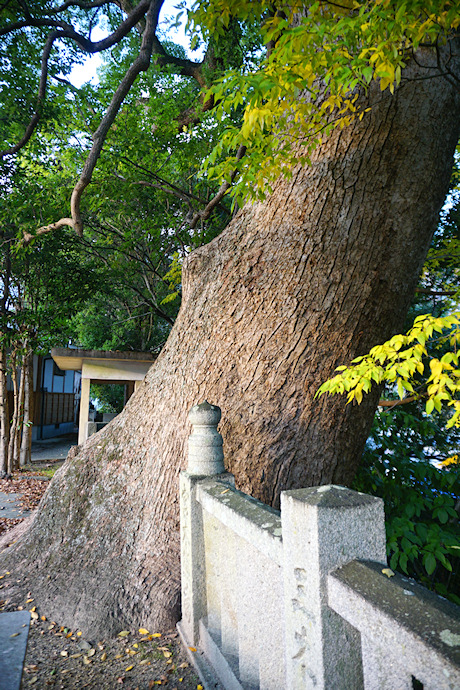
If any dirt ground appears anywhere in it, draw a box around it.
[0,469,202,689]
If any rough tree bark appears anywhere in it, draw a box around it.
[1,48,459,636]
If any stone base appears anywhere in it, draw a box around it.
[177,620,225,690]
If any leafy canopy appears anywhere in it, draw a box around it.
[188,0,460,205]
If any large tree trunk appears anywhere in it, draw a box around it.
[1,49,459,636]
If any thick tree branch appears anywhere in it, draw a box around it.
[151,34,205,85]
[47,0,111,15]
[69,0,160,235]
[22,218,74,245]
[21,0,160,240]
[0,0,152,158]
[0,0,149,45]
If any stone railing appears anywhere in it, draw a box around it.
[177,402,460,690]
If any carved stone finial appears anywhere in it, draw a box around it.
[187,401,225,476]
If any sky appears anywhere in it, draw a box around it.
[70,0,193,87]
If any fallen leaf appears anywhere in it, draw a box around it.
[29,677,38,684]
[101,652,107,661]
[70,654,81,659]
[178,663,188,669]
[87,649,96,657]
[40,616,46,621]
[114,654,123,660]
[30,606,36,612]
[118,631,130,637]
[197,686,203,690]
[152,633,162,638]
[138,628,149,635]
[10,633,19,638]
[139,659,150,665]
[30,612,38,620]
[83,657,91,665]
[133,643,138,648]
[60,651,68,657]
[65,632,72,638]
[125,665,134,672]
[77,631,82,636]
[188,647,196,652]
[17,606,23,611]
[26,598,34,603]
[382,568,395,578]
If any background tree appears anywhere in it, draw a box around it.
[0,0,459,635]
[0,151,102,471]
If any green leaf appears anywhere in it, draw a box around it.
[424,553,436,576]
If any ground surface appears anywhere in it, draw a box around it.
[0,468,51,537]
[0,569,200,689]
[0,457,202,689]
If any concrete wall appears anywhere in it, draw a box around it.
[178,403,460,690]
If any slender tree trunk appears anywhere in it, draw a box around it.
[1,47,459,636]
[19,347,33,467]
[7,349,19,474]
[0,240,11,474]
[0,346,9,474]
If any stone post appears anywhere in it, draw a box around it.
[281,485,387,689]
[187,400,225,476]
[78,377,90,445]
[178,401,234,647]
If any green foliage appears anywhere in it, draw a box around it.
[90,383,125,414]
[317,313,460,427]
[189,0,460,205]
[161,253,183,306]
[354,407,460,603]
